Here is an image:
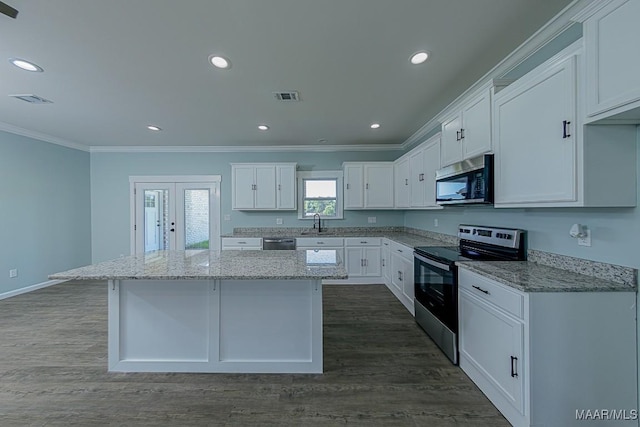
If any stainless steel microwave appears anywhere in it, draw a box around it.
[435,154,493,205]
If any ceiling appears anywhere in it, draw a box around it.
[0,0,575,149]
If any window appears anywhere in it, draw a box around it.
[298,171,343,219]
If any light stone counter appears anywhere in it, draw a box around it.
[49,249,347,281]
[457,260,636,293]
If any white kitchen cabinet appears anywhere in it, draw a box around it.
[221,237,263,250]
[458,268,637,427]
[493,43,637,207]
[409,134,441,208]
[394,157,410,208]
[389,241,414,315]
[297,237,344,275]
[231,163,297,210]
[381,239,391,289]
[440,89,492,167]
[343,163,394,209]
[576,0,640,122]
[344,238,381,277]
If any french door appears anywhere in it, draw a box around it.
[130,176,221,254]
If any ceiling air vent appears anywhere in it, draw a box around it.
[273,91,300,102]
[9,94,53,104]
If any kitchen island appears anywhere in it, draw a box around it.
[50,249,347,374]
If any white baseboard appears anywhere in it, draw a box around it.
[0,279,64,301]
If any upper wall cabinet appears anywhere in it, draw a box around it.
[440,89,492,167]
[343,162,394,209]
[492,43,637,208]
[231,163,297,210]
[394,133,442,210]
[576,0,640,122]
[394,157,411,209]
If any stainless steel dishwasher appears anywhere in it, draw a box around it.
[262,237,296,250]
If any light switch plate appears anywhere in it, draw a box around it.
[9,269,17,278]
[368,217,376,224]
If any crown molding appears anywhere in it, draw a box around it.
[400,0,593,149]
[0,121,90,152]
[89,143,404,153]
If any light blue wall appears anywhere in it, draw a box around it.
[0,131,91,294]
[90,149,404,262]
[405,127,640,270]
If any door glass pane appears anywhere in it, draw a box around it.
[184,189,210,249]
[144,189,169,252]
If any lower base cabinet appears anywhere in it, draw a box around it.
[389,241,414,315]
[459,268,637,427]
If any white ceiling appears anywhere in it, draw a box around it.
[0,0,575,149]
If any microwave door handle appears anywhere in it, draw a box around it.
[414,253,451,272]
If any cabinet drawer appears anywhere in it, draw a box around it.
[296,237,344,247]
[458,269,524,318]
[344,237,381,247]
[221,237,262,249]
[389,241,413,261]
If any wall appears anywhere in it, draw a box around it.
[0,131,91,295]
[90,149,404,262]
[405,127,640,270]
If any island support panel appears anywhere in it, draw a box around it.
[108,279,323,373]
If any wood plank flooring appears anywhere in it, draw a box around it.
[0,282,509,426]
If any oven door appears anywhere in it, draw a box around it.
[413,252,457,332]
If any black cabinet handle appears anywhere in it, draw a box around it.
[472,285,489,295]
[460,128,465,139]
[456,130,461,141]
[562,120,571,139]
[511,356,518,378]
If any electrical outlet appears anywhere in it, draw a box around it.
[223,214,231,221]
[578,229,592,247]
[276,218,283,225]
[368,217,376,224]
[434,218,439,227]
[9,269,17,278]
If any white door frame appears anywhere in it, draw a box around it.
[129,175,222,255]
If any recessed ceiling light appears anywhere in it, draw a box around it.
[209,55,230,69]
[9,58,43,72]
[409,51,430,65]
[370,123,381,129]
[258,125,269,131]
[147,125,162,131]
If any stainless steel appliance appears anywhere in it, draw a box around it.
[436,154,493,205]
[262,238,296,250]
[413,224,525,364]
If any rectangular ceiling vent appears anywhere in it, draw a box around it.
[273,91,300,102]
[9,94,54,104]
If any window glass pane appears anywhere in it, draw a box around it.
[184,189,210,249]
[305,180,336,198]
[304,200,336,217]
[144,189,169,252]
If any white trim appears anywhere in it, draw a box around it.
[400,0,592,149]
[0,121,90,152]
[0,279,64,300]
[129,175,221,183]
[297,171,344,220]
[92,144,404,153]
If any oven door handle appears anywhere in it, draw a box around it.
[414,253,451,272]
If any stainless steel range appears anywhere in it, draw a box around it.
[413,225,526,364]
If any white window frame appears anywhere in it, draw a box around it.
[297,171,344,220]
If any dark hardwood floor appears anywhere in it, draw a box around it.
[0,282,508,426]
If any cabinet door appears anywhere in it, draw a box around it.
[584,0,640,117]
[422,140,441,208]
[462,91,492,159]
[409,149,425,207]
[232,165,256,209]
[459,289,525,414]
[494,56,577,205]
[394,157,410,208]
[254,165,277,209]
[440,112,463,167]
[345,247,364,276]
[364,164,394,208]
[381,241,391,287]
[276,165,296,209]
[390,253,404,293]
[401,257,414,305]
[344,164,364,209]
[363,247,381,277]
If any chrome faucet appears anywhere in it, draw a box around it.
[313,213,322,233]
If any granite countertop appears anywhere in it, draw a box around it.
[222,229,454,250]
[49,250,348,281]
[457,261,636,293]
